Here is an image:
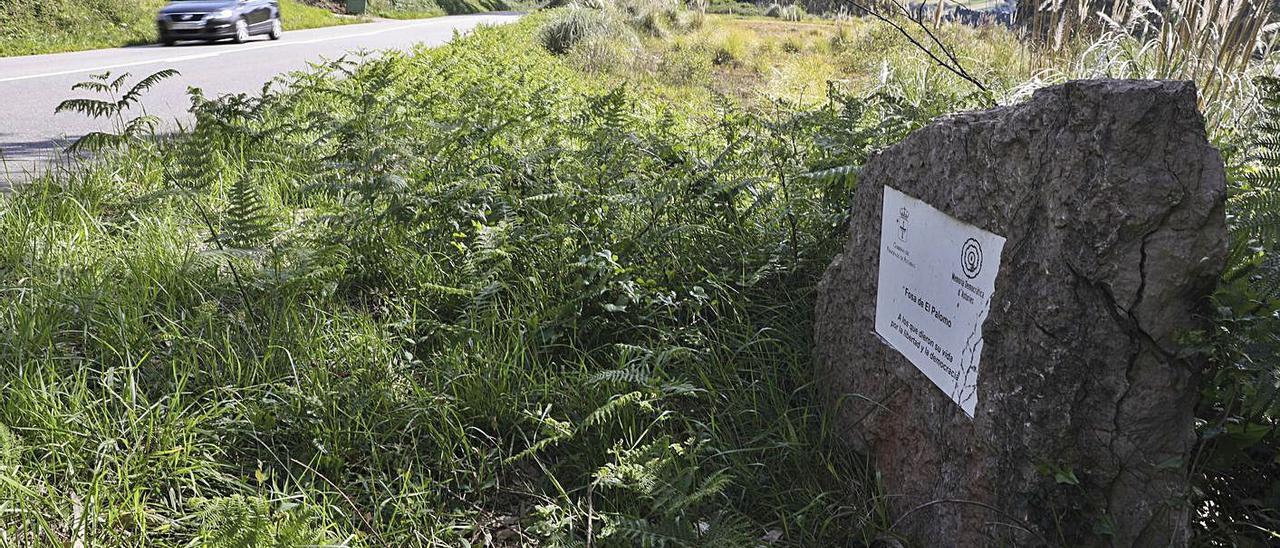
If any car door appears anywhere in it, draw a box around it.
[255,0,271,29]
[240,0,266,30]
[256,0,274,28]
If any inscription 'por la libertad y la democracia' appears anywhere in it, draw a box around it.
[873,186,1006,418]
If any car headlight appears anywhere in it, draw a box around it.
[211,8,234,19]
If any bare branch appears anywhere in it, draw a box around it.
[838,0,991,94]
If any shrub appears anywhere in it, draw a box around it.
[2,20,932,546]
[633,8,669,36]
[569,28,642,73]
[1190,75,1280,544]
[712,31,750,65]
[540,5,622,54]
[669,8,706,32]
[830,20,855,51]
[780,3,805,20]
[658,37,713,83]
[706,0,763,15]
[763,2,804,20]
[618,0,681,36]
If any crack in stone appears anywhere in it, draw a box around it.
[1065,173,1190,532]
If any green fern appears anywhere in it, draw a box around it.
[1228,76,1280,298]
[192,495,337,548]
[595,440,755,547]
[55,69,178,154]
[224,176,273,249]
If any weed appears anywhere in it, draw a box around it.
[0,20,914,545]
[541,5,625,54]
[712,28,750,65]
[3,8,1280,547]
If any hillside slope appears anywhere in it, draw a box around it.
[0,0,352,57]
[367,0,513,18]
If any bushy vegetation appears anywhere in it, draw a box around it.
[2,0,1279,545]
[0,0,355,56]
[367,0,513,18]
[705,0,765,16]
[0,16,943,545]
[762,3,805,21]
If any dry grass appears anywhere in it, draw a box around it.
[1015,0,1275,123]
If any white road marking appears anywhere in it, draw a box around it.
[0,18,471,84]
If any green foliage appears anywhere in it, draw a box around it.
[1191,75,1280,543]
[368,0,510,17]
[704,0,763,15]
[540,4,629,54]
[1232,76,1280,295]
[764,2,804,20]
[539,0,702,57]
[7,10,1280,547]
[0,0,160,55]
[193,495,340,547]
[223,177,274,248]
[0,20,923,545]
[55,69,178,154]
[0,0,353,56]
[712,29,747,65]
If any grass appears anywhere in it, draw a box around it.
[0,2,1278,546]
[283,0,366,29]
[366,0,516,18]
[0,15,894,546]
[0,0,359,57]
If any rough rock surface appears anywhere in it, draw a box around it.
[814,80,1226,546]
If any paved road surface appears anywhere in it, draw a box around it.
[0,13,523,184]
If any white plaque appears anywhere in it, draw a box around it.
[874,186,1006,418]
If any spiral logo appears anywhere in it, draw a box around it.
[961,238,983,279]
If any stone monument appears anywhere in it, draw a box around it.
[814,80,1226,546]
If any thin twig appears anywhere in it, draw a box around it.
[839,0,991,94]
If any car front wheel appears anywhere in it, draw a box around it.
[269,18,283,40]
[233,19,250,43]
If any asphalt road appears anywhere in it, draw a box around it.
[0,13,523,184]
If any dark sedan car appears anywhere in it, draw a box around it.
[156,0,283,46]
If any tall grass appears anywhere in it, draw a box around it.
[3,7,1279,545]
[0,19,943,546]
[1015,0,1276,129]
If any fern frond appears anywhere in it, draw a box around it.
[108,72,130,93]
[224,177,273,248]
[192,494,335,547]
[120,69,179,109]
[584,391,649,429]
[55,98,118,119]
[589,366,652,387]
[1242,166,1280,188]
[70,72,116,94]
[608,516,695,548]
[65,131,128,154]
[1254,253,1280,299]
[683,469,733,508]
[1232,76,1280,299]
[122,114,161,138]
